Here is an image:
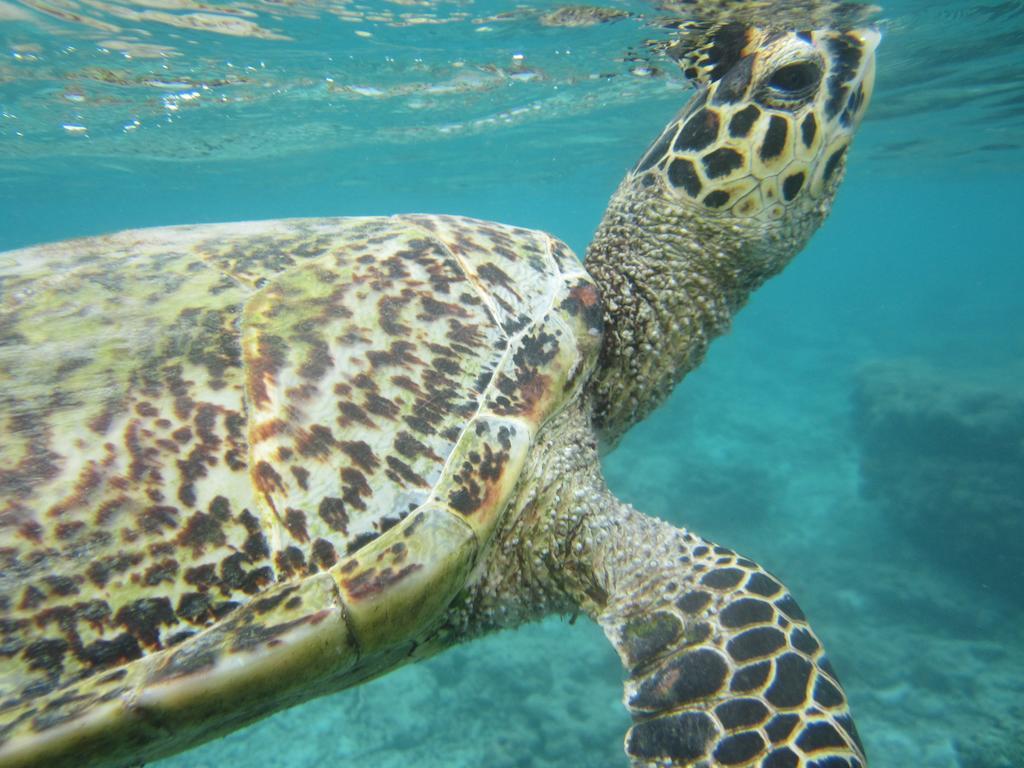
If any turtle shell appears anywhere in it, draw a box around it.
[0,215,602,765]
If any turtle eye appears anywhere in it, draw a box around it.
[767,61,821,95]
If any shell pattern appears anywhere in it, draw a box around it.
[0,214,602,758]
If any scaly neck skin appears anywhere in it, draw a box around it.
[584,174,829,447]
[440,400,691,631]
[441,402,608,636]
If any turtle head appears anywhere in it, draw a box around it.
[634,24,879,252]
[587,23,879,444]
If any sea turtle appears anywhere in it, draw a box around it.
[0,21,879,768]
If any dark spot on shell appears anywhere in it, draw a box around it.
[74,600,111,631]
[342,563,423,600]
[295,424,336,459]
[385,456,428,487]
[212,600,240,619]
[364,393,399,420]
[275,546,306,577]
[242,567,273,594]
[177,512,226,554]
[252,462,286,497]
[311,538,338,570]
[244,530,270,560]
[23,637,69,675]
[338,401,373,426]
[340,467,371,510]
[55,521,86,540]
[230,615,315,654]
[239,509,262,533]
[141,505,179,534]
[220,553,249,589]
[560,283,603,333]
[368,341,421,369]
[209,495,230,520]
[418,294,464,319]
[290,465,310,490]
[515,330,558,368]
[284,508,309,542]
[340,440,379,471]
[184,563,219,589]
[475,262,513,290]
[377,296,411,336]
[79,633,142,669]
[394,432,434,461]
[19,585,45,610]
[151,642,216,684]
[346,531,379,555]
[449,484,482,514]
[176,592,214,624]
[86,552,141,589]
[114,598,175,648]
[143,558,179,586]
[318,497,348,533]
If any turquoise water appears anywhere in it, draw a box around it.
[1,1,1022,766]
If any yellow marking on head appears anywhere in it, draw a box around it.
[636,25,880,221]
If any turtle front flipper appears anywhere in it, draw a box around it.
[579,505,865,767]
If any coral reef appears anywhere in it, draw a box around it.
[851,359,1024,599]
